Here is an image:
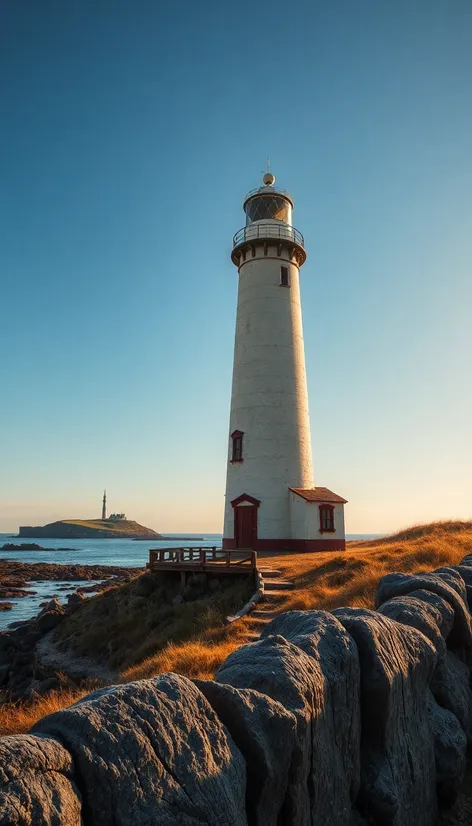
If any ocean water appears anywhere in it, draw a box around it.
[0,532,379,629]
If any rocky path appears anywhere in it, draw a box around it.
[37,630,116,684]
[240,566,294,642]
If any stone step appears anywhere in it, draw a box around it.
[258,568,283,578]
[263,590,291,602]
[251,609,279,619]
[263,580,294,591]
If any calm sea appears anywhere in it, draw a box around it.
[0,532,379,629]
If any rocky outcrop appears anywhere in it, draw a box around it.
[0,734,81,825]
[2,555,472,823]
[33,674,247,826]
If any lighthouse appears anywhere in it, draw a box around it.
[223,172,347,552]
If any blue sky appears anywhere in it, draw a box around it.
[1,0,471,534]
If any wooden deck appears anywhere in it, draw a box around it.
[148,546,257,575]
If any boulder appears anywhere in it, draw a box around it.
[216,629,359,826]
[66,592,85,606]
[451,565,472,610]
[39,599,62,616]
[33,673,247,826]
[427,693,467,805]
[378,595,472,737]
[260,610,361,823]
[0,734,82,825]
[37,610,64,634]
[195,679,296,826]
[374,572,472,654]
[408,589,455,639]
[333,607,437,826]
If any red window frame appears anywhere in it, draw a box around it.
[231,430,244,462]
[319,505,335,533]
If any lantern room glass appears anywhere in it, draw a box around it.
[245,195,292,227]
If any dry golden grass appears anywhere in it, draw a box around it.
[258,520,472,614]
[0,688,89,736]
[2,520,471,735]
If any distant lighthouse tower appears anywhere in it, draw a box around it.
[223,172,347,552]
[102,490,107,521]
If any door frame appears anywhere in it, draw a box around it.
[230,493,260,549]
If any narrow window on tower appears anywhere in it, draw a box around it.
[319,505,335,533]
[231,430,243,462]
[280,266,290,287]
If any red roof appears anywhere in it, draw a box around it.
[289,487,348,504]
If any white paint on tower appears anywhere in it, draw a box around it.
[223,173,346,551]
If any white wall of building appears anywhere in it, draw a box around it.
[223,242,314,540]
[289,491,345,541]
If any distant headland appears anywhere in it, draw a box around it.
[16,492,205,541]
[18,519,160,540]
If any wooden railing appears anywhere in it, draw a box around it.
[148,547,256,571]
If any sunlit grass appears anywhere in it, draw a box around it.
[0,688,90,735]
[2,520,471,734]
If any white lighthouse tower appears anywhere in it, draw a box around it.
[223,172,347,552]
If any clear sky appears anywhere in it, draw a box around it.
[1,1,471,535]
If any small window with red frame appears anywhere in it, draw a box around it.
[231,430,243,462]
[319,505,335,533]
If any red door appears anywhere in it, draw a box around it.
[236,505,256,549]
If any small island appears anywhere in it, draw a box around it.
[18,519,160,540]
[16,494,204,541]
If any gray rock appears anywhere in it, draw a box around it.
[260,610,361,824]
[66,592,85,606]
[217,635,318,825]
[427,693,467,805]
[333,607,437,826]
[33,673,247,826]
[216,627,360,826]
[451,565,472,610]
[408,589,455,639]
[377,595,469,792]
[195,679,296,826]
[37,610,64,633]
[374,571,472,654]
[171,594,184,606]
[378,594,472,738]
[39,599,62,617]
[0,734,82,825]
